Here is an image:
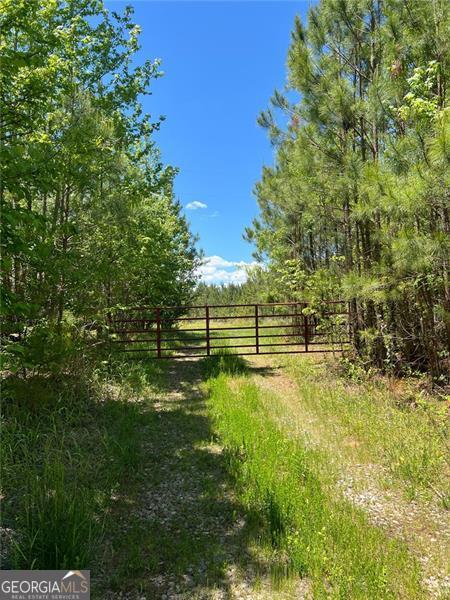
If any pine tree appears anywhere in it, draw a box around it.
[250,0,449,376]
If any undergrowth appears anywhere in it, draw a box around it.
[285,357,449,504]
[2,347,445,598]
[207,370,424,599]
[0,355,162,570]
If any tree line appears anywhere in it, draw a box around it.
[1,0,198,373]
[244,0,449,377]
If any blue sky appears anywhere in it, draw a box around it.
[106,1,313,283]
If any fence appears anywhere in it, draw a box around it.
[108,301,350,359]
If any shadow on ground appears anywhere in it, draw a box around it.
[96,356,280,599]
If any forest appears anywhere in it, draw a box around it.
[1,0,198,376]
[246,0,449,378]
[1,0,449,379]
[200,0,450,374]
[1,0,449,598]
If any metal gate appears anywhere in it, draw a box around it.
[108,301,350,359]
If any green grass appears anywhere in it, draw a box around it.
[2,347,445,597]
[207,371,424,599]
[283,357,449,504]
[94,354,257,598]
[0,356,163,570]
[2,353,254,596]
[203,349,249,377]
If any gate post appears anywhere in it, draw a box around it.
[206,305,210,356]
[156,307,161,358]
[304,310,309,353]
[255,304,259,354]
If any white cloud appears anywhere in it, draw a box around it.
[196,255,259,285]
[186,201,207,210]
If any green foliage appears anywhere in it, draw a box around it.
[249,0,450,377]
[0,0,198,374]
[397,62,442,122]
[2,314,97,376]
[1,356,151,569]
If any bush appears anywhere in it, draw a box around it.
[2,313,103,377]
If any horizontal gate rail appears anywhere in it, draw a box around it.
[108,300,350,359]
[122,300,347,311]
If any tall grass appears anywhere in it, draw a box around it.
[207,373,423,598]
[1,356,159,570]
[13,461,98,569]
[285,357,449,503]
[203,350,248,378]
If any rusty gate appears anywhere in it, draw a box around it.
[108,301,350,359]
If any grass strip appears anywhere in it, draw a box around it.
[207,370,423,599]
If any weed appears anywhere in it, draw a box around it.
[286,356,449,502]
[12,461,98,569]
[1,356,150,570]
[207,374,423,598]
[203,350,248,378]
